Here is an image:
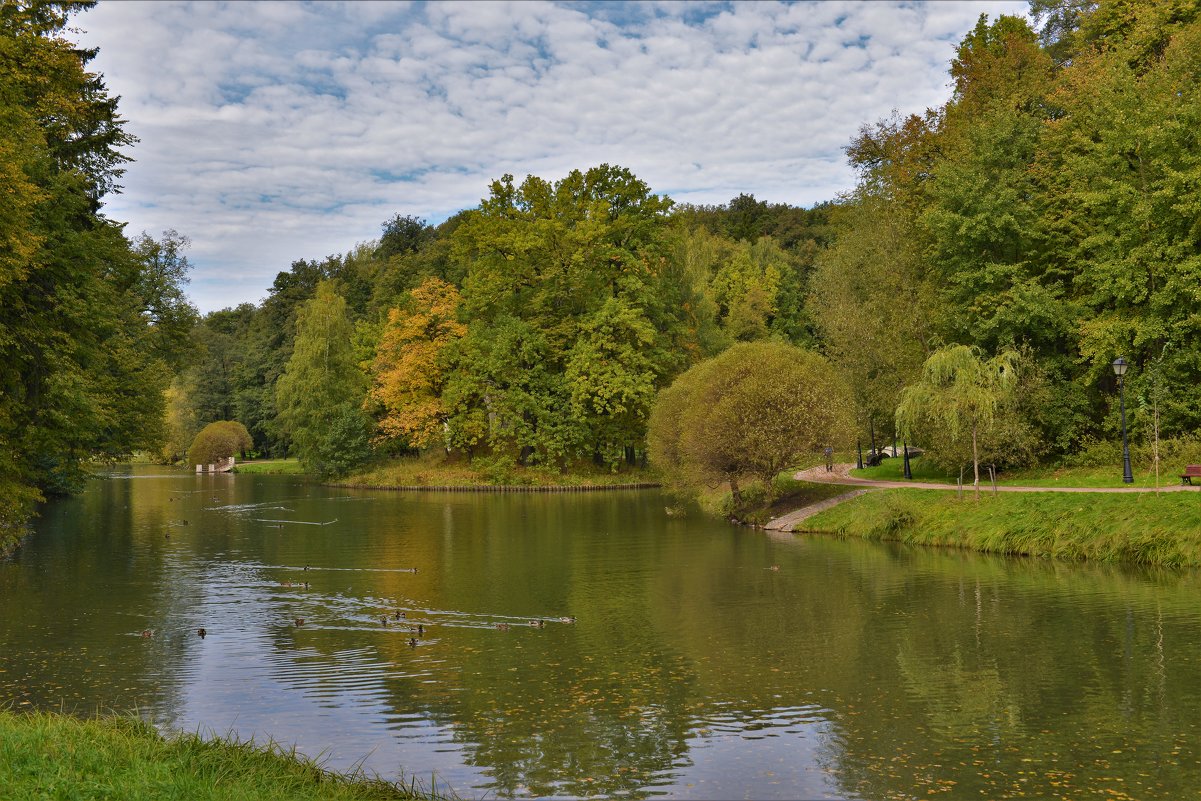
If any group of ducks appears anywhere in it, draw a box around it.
[494,616,576,631]
[373,612,426,647]
[141,628,206,639]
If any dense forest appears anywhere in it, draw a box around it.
[4,0,1201,530]
[166,177,833,477]
[0,1,195,536]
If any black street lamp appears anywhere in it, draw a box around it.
[1113,357,1134,484]
[903,441,912,479]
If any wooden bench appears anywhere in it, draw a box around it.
[1182,465,1201,485]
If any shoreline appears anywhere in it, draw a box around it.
[325,481,660,493]
[0,710,440,801]
[790,487,1201,568]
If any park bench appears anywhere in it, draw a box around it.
[1181,465,1201,485]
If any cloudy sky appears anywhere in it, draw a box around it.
[77,0,1028,312]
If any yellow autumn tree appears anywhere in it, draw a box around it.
[369,277,466,449]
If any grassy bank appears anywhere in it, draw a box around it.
[0,710,440,801]
[341,455,659,490]
[800,488,1201,566]
[233,458,306,475]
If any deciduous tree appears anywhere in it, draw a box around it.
[275,282,370,474]
[896,345,1018,498]
[648,341,854,516]
[369,276,465,450]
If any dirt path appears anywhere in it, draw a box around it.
[793,463,1198,493]
[763,489,871,531]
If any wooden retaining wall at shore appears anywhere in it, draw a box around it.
[325,482,661,493]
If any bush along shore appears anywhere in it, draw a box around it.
[0,710,444,801]
[798,489,1201,567]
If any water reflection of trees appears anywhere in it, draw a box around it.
[443,631,696,797]
[386,493,702,798]
[0,470,194,717]
[7,480,1201,799]
[783,545,1201,801]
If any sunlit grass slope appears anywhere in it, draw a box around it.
[232,458,306,475]
[801,489,1201,566]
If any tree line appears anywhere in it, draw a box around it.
[812,0,1201,472]
[167,171,834,477]
[0,2,196,535]
[7,0,1201,527]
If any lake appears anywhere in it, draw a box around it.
[2,466,1200,799]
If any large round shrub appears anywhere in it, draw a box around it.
[186,421,252,468]
[648,341,853,514]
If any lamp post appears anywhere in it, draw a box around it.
[903,441,912,479]
[1113,357,1134,484]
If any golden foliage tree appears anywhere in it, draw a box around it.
[368,276,466,449]
[160,375,199,463]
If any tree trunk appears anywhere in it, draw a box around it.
[729,477,743,518]
[971,424,980,501]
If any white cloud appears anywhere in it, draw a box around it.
[78,0,1028,312]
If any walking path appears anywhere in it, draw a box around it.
[763,490,871,531]
[763,462,1196,531]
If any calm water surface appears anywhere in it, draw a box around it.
[3,466,1201,799]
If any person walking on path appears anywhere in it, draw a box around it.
[823,446,834,473]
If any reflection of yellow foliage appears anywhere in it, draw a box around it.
[369,277,466,449]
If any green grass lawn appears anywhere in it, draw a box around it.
[849,455,951,484]
[232,459,306,475]
[0,711,442,801]
[849,455,1189,489]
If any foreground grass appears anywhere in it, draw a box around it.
[0,710,440,801]
[233,459,306,475]
[341,456,659,489]
[801,488,1201,566]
